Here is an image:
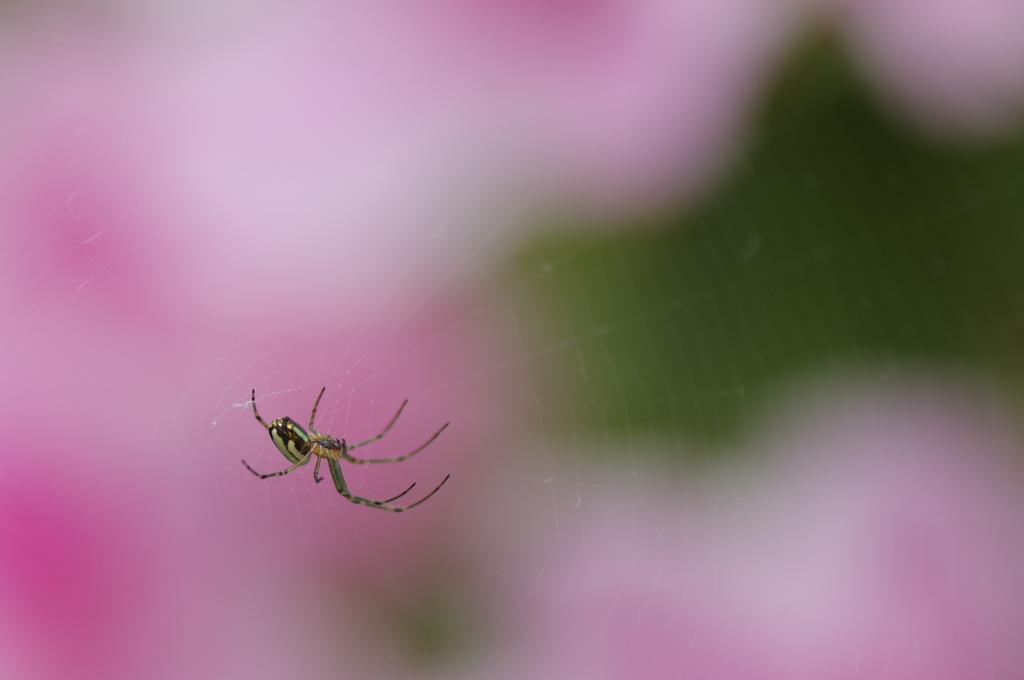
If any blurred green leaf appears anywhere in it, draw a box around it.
[509,38,1024,454]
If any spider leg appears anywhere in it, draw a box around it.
[242,451,312,479]
[379,482,417,504]
[322,460,414,502]
[342,422,449,464]
[389,474,449,510]
[313,455,324,484]
[251,389,271,430]
[328,459,450,512]
[308,386,327,429]
[345,400,409,451]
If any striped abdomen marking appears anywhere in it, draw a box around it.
[268,417,310,464]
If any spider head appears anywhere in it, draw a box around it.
[268,416,311,464]
[312,433,342,449]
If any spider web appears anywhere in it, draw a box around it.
[2,29,1024,680]
[443,47,1024,678]
[192,43,1024,677]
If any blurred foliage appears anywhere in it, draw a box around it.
[325,566,481,674]
[509,37,1024,454]
[377,588,472,670]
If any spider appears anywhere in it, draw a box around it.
[243,387,450,512]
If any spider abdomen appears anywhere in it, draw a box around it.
[269,417,311,464]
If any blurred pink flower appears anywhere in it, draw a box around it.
[0,5,518,678]
[835,0,1024,133]
[476,380,1024,678]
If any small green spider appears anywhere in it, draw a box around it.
[243,388,450,512]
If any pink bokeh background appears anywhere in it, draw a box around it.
[2,0,1024,678]
[475,380,1024,679]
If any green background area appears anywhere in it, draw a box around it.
[508,39,1024,454]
